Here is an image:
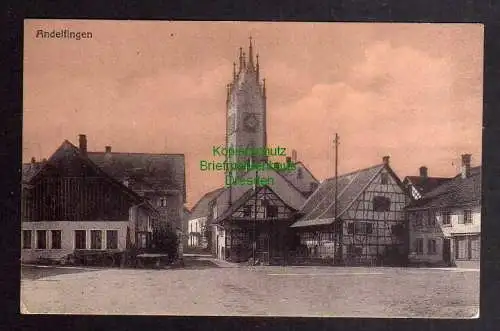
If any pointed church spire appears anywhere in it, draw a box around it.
[238,47,243,71]
[248,36,254,69]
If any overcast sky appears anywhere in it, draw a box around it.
[24,20,483,208]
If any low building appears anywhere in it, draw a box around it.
[291,156,410,266]
[21,138,155,263]
[187,188,225,249]
[406,154,481,268]
[86,136,186,257]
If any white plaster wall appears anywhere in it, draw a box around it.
[21,221,129,262]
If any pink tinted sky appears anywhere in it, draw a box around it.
[24,20,483,208]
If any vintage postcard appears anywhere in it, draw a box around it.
[21,20,483,317]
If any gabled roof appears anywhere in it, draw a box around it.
[406,166,481,210]
[87,151,186,202]
[214,185,300,224]
[403,176,452,196]
[24,140,144,203]
[291,163,400,228]
[188,187,226,220]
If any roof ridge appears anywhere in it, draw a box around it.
[323,163,383,182]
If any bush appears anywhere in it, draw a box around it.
[150,223,179,262]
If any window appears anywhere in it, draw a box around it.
[36,230,46,249]
[75,230,86,249]
[415,213,423,226]
[90,230,102,249]
[106,230,118,249]
[138,233,148,249]
[22,230,32,249]
[243,205,252,217]
[348,222,373,234]
[442,211,451,225]
[347,222,355,234]
[347,244,362,256]
[51,230,62,249]
[266,205,278,218]
[373,196,391,212]
[427,239,437,254]
[415,238,424,255]
[426,212,436,226]
[464,210,473,224]
[159,197,167,207]
[381,172,389,185]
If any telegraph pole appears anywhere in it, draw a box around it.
[253,170,257,264]
[333,133,342,265]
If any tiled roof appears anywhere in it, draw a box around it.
[406,166,481,210]
[22,162,44,183]
[291,164,385,228]
[88,152,186,202]
[23,140,144,202]
[404,176,451,195]
[188,187,226,220]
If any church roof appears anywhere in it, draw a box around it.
[291,162,404,228]
[87,151,186,202]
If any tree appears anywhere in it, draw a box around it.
[150,223,179,262]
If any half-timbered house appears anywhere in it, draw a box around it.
[210,168,307,264]
[21,137,156,263]
[291,156,410,266]
[406,154,481,268]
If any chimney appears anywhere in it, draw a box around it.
[419,166,428,178]
[292,149,298,162]
[105,146,112,153]
[461,154,472,179]
[286,156,291,164]
[382,156,390,165]
[78,134,87,156]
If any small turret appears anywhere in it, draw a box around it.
[248,36,254,69]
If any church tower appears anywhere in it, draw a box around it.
[225,37,267,179]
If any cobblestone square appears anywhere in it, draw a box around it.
[21,258,479,318]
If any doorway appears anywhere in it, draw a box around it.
[443,238,451,265]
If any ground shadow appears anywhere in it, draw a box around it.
[21,265,101,281]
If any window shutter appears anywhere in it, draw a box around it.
[367,223,373,234]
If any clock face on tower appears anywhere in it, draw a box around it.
[243,112,259,132]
